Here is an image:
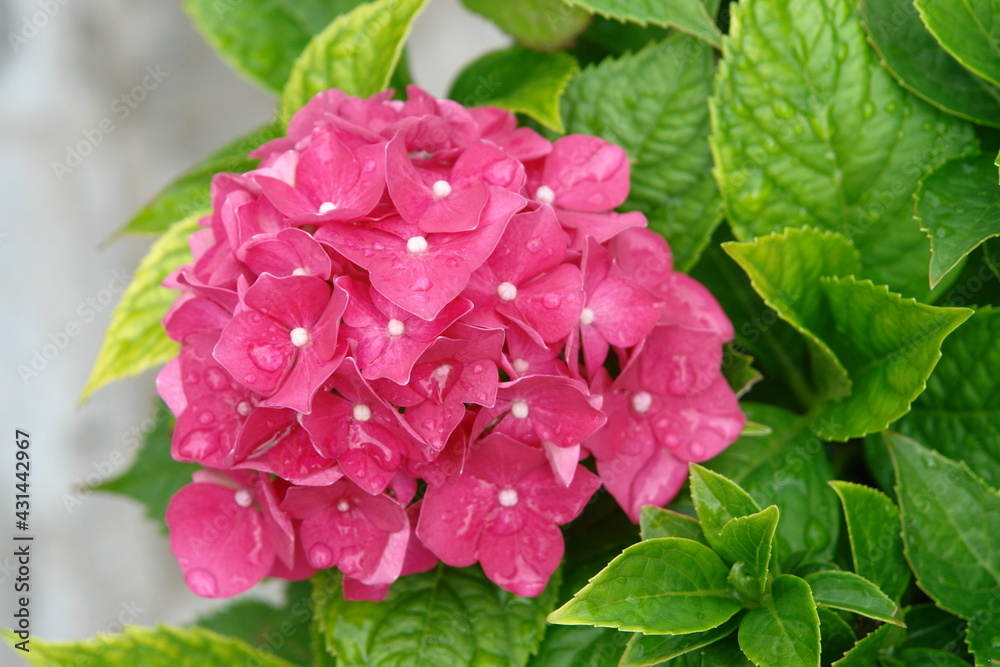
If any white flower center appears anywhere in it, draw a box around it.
[632,391,653,414]
[318,201,337,213]
[497,281,518,302]
[234,489,253,508]
[498,488,519,507]
[406,236,429,254]
[353,403,372,422]
[337,499,350,513]
[432,180,452,199]
[535,185,555,205]
[235,401,252,417]
[290,327,311,347]
[579,307,595,326]
[292,267,309,276]
[387,318,406,337]
[512,358,530,375]
[510,399,529,419]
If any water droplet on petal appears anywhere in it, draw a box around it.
[411,277,432,292]
[185,568,218,597]
[249,344,286,372]
[542,294,560,309]
[689,442,706,459]
[198,410,215,425]
[309,544,334,568]
[244,373,257,385]
[526,238,542,253]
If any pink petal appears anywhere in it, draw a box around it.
[479,511,564,597]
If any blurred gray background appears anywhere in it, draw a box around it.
[0,0,505,662]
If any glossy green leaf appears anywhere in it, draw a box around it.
[281,0,428,121]
[738,575,821,667]
[707,404,840,567]
[719,505,779,602]
[711,0,977,299]
[94,403,195,531]
[817,607,857,667]
[119,124,281,236]
[917,152,1000,289]
[858,0,1000,127]
[689,464,761,554]
[724,227,859,404]
[640,505,707,545]
[194,580,313,665]
[460,0,591,50]
[548,538,742,635]
[562,34,722,270]
[621,617,740,667]
[966,615,1000,666]
[449,47,578,133]
[698,634,755,666]
[4,625,293,667]
[82,212,203,401]
[832,622,906,666]
[888,432,1000,665]
[563,0,721,47]
[182,0,367,91]
[315,565,557,666]
[820,275,971,439]
[804,571,902,626]
[527,625,628,667]
[915,0,1000,88]
[829,481,910,601]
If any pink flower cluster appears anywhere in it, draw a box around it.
[157,86,745,600]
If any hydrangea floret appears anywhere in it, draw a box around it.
[158,86,745,600]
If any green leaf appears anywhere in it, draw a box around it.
[738,575,821,667]
[621,616,740,667]
[804,571,902,626]
[723,227,860,404]
[460,0,591,50]
[194,580,313,665]
[819,275,971,440]
[711,0,977,299]
[562,34,722,271]
[94,402,196,531]
[182,0,367,92]
[528,625,628,667]
[858,0,1000,128]
[817,607,857,667]
[4,625,294,667]
[722,344,763,398]
[280,0,429,121]
[315,565,557,666]
[917,152,1000,288]
[831,622,906,666]
[699,634,755,666]
[563,0,722,48]
[82,212,203,401]
[887,432,1000,664]
[900,603,968,653]
[719,506,779,602]
[915,0,1000,88]
[707,403,840,567]
[829,481,910,601]
[448,47,578,133]
[548,538,742,635]
[640,505,708,545]
[966,615,1000,666]
[899,648,972,667]
[119,124,281,237]
[725,230,972,438]
[689,464,761,554]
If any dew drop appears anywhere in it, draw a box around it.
[243,373,257,385]
[472,363,485,374]
[249,344,286,371]
[198,410,215,425]
[205,368,228,390]
[542,294,561,309]
[688,442,706,459]
[526,238,542,253]
[185,568,218,597]
[411,277,432,292]
[309,544,334,568]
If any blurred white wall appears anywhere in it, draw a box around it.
[0,1,505,662]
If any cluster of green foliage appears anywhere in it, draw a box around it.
[19,0,1000,665]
